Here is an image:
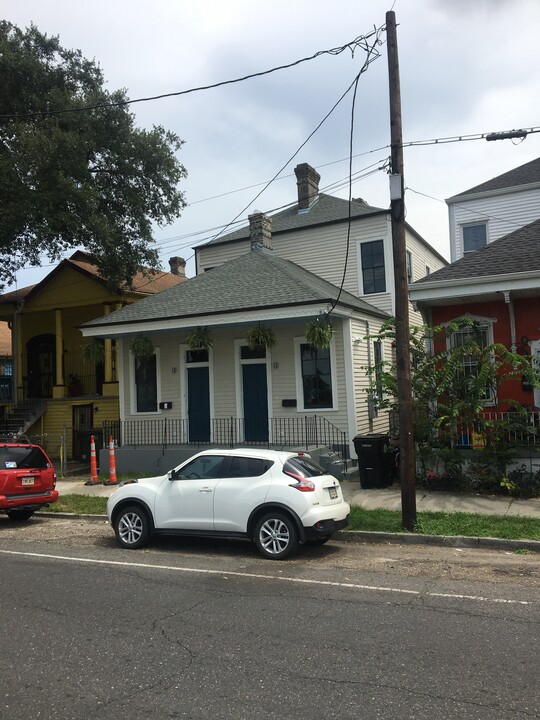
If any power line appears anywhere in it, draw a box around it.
[0,30,383,121]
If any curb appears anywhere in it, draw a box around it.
[337,530,540,553]
[35,513,540,552]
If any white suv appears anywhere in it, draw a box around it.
[107,448,350,560]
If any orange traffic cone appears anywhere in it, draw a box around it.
[103,435,118,485]
[84,435,100,485]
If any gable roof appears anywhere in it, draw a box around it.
[450,156,540,199]
[0,251,184,307]
[83,248,389,330]
[202,193,387,246]
[412,218,540,285]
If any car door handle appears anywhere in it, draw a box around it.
[199,487,213,493]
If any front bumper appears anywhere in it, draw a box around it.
[303,514,349,540]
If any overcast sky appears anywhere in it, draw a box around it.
[4,0,540,288]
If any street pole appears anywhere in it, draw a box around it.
[386,10,417,530]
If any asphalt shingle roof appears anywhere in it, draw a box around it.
[204,193,386,245]
[453,156,540,198]
[84,249,389,328]
[412,218,540,284]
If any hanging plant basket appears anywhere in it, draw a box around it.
[185,327,213,351]
[130,334,154,359]
[305,316,333,349]
[81,339,105,364]
[245,324,276,351]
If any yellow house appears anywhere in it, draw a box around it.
[0,251,185,462]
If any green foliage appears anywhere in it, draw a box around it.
[245,324,276,350]
[130,334,154,358]
[0,22,187,290]
[347,504,540,539]
[185,327,212,351]
[365,316,540,496]
[305,316,333,349]
[81,339,105,364]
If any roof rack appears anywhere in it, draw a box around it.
[0,433,32,445]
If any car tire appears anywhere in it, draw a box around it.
[254,512,298,560]
[114,505,151,549]
[6,508,35,522]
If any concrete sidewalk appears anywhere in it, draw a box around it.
[55,475,540,519]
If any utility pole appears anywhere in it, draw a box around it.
[386,10,416,530]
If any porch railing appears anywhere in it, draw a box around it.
[102,415,349,459]
[456,411,540,448]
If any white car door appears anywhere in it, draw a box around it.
[154,454,229,530]
[213,455,272,532]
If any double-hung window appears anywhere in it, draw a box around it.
[360,240,386,294]
[447,320,494,404]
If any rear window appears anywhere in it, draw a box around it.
[283,456,325,478]
[229,456,273,478]
[0,445,50,469]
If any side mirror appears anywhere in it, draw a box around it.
[169,468,180,481]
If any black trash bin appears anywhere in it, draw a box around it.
[353,434,395,489]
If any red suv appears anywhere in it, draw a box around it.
[0,438,58,521]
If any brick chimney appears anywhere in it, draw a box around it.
[249,211,272,250]
[169,256,186,278]
[294,163,320,210]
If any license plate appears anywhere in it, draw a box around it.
[21,476,35,486]
[328,487,338,499]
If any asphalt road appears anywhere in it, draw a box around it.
[1,516,539,720]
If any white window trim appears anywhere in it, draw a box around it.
[357,238,387,296]
[294,336,338,413]
[444,315,496,407]
[179,343,215,438]
[130,346,161,415]
[461,221,488,254]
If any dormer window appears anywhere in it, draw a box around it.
[462,223,487,253]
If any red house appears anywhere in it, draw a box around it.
[409,218,540,412]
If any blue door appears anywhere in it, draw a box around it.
[187,366,210,442]
[242,364,268,442]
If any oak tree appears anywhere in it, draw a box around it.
[0,22,187,290]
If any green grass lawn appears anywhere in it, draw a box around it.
[43,496,540,541]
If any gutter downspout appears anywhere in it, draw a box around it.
[503,291,516,353]
[364,320,374,433]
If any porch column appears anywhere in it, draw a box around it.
[12,302,24,401]
[53,308,65,399]
[100,303,121,398]
[104,304,113,383]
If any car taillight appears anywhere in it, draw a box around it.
[286,472,315,492]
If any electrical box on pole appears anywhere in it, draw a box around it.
[386,10,417,531]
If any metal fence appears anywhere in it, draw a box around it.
[102,415,349,458]
[457,410,540,448]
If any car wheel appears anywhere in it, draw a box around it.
[6,508,35,522]
[114,505,151,549]
[254,512,298,560]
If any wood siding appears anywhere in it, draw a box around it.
[449,186,540,261]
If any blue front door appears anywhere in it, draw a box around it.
[242,363,268,442]
[187,366,210,442]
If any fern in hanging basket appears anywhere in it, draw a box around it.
[245,324,276,350]
[81,339,105,364]
[305,316,333,349]
[130,334,154,358]
[185,327,213,351]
